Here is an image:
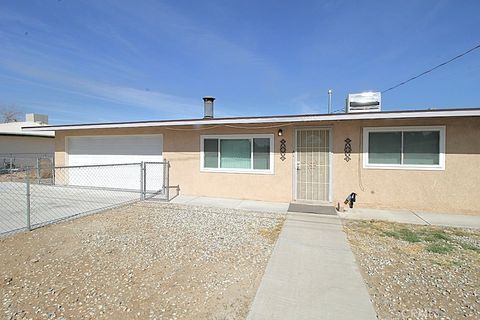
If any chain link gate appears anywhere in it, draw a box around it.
[142,161,170,201]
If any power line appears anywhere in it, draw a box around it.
[382,43,480,94]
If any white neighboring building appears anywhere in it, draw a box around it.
[0,114,54,169]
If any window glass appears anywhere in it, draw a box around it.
[253,138,270,170]
[220,139,251,169]
[368,132,402,164]
[204,139,218,168]
[403,131,440,165]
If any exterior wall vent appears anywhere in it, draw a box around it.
[346,92,381,113]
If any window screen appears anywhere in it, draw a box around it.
[253,138,270,170]
[204,139,218,168]
[220,139,251,169]
[403,131,440,165]
[202,136,272,172]
[368,132,402,164]
[367,129,442,168]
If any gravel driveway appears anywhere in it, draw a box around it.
[1,202,285,319]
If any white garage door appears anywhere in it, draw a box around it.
[67,135,163,190]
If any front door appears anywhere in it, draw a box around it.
[295,128,331,202]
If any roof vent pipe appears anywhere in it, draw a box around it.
[203,96,215,119]
[327,89,333,114]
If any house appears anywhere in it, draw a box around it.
[0,114,54,170]
[24,97,480,215]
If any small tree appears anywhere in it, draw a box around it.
[0,105,23,123]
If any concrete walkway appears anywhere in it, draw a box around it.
[170,195,289,213]
[170,195,480,229]
[170,195,478,319]
[248,212,376,320]
[171,195,376,318]
[338,208,480,229]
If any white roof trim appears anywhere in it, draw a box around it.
[23,108,480,131]
[0,121,55,136]
[0,132,54,137]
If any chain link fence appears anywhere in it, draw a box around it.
[0,153,53,175]
[0,161,171,236]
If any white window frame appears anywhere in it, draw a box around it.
[200,134,274,174]
[363,126,445,171]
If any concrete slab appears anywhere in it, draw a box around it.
[338,208,426,225]
[170,195,289,214]
[339,207,480,229]
[415,211,480,229]
[169,195,199,204]
[188,196,244,209]
[238,200,290,213]
[248,212,376,320]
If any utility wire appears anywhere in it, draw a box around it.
[382,43,480,94]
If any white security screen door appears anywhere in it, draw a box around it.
[295,129,331,201]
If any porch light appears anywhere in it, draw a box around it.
[278,129,283,136]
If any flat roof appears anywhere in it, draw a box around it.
[23,107,480,131]
[0,121,55,136]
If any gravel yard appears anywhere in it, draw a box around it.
[345,220,480,319]
[1,202,285,320]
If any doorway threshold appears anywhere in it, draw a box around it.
[288,202,337,215]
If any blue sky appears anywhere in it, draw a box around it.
[0,0,479,124]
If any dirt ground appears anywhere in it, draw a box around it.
[0,202,285,320]
[345,220,480,319]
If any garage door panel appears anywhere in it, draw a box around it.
[68,136,163,156]
[67,135,163,191]
[68,154,163,166]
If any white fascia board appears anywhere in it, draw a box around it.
[23,109,480,131]
[0,130,54,137]
[20,131,55,137]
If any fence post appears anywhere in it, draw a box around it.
[166,161,170,201]
[51,158,55,185]
[143,162,147,199]
[162,159,167,195]
[36,157,40,184]
[26,169,31,231]
[140,162,145,200]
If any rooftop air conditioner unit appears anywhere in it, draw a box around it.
[346,92,381,113]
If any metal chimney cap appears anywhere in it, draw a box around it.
[203,96,215,119]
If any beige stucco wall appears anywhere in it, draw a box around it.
[54,116,480,214]
[0,135,54,154]
[54,125,295,202]
[331,117,480,215]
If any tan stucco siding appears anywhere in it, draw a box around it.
[53,116,480,214]
[163,126,293,202]
[0,135,54,155]
[331,117,480,214]
[54,126,295,202]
